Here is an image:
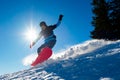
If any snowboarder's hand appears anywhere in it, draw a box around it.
[30,42,35,48]
[59,14,63,21]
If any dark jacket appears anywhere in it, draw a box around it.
[40,21,61,43]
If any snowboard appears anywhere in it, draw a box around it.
[31,47,52,66]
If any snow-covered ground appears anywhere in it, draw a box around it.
[0,39,120,80]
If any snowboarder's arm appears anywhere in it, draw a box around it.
[30,33,42,48]
[34,34,42,44]
[49,14,64,30]
[55,14,64,27]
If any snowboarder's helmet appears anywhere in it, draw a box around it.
[40,21,46,27]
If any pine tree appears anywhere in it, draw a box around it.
[91,0,120,40]
[91,0,111,40]
[109,0,120,40]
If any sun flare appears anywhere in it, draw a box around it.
[24,26,38,43]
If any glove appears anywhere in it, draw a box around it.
[59,14,63,21]
[30,42,35,48]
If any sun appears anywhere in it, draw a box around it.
[24,25,38,43]
[26,27,37,42]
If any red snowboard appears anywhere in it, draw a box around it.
[31,47,52,66]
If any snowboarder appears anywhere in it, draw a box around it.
[30,14,63,55]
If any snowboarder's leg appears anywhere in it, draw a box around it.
[37,40,56,55]
[37,44,46,55]
[46,40,56,49]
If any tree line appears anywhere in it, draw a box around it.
[91,0,120,40]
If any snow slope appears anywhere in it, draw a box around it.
[0,39,120,80]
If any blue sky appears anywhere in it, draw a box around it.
[0,0,93,75]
